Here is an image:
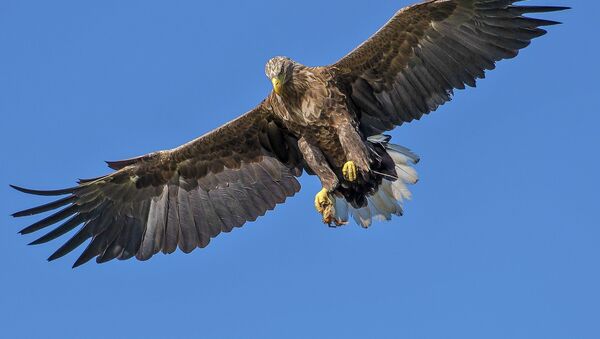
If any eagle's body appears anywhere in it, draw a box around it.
[268,63,366,184]
[267,61,399,213]
[11,0,567,267]
[268,65,347,168]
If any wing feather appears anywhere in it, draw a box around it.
[13,102,304,267]
[331,0,568,135]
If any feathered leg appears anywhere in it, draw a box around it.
[336,117,370,183]
[298,137,340,224]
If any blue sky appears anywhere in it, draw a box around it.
[0,0,597,338]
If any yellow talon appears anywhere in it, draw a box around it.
[314,188,346,226]
[342,161,358,182]
[314,188,332,214]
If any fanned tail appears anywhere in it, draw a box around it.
[332,136,419,228]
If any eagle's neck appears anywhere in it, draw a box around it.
[273,64,329,124]
[283,64,311,100]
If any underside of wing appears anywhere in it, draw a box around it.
[12,102,305,267]
[330,0,568,135]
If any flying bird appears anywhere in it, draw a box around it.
[12,0,567,267]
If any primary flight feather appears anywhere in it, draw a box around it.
[12,0,568,267]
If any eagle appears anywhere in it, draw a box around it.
[12,0,567,267]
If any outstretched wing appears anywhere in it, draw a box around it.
[330,0,568,135]
[12,102,304,267]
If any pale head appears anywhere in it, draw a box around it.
[265,56,295,96]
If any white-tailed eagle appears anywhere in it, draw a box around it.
[12,0,567,267]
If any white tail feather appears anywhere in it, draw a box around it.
[332,142,419,228]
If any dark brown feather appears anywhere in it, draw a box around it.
[13,103,304,266]
[330,0,568,135]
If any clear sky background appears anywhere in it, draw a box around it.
[0,1,597,338]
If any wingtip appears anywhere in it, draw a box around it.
[518,5,572,13]
[13,210,35,218]
[543,6,571,12]
[28,239,43,246]
[12,208,34,218]
[72,260,85,269]
[10,184,26,193]
[28,233,55,246]
[19,227,32,235]
[47,252,61,262]
[9,184,77,196]
[72,253,94,268]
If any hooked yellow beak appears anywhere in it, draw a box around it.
[271,77,282,95]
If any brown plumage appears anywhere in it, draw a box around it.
[12,0,567,267]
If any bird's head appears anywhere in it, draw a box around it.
[265,56,295,96]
